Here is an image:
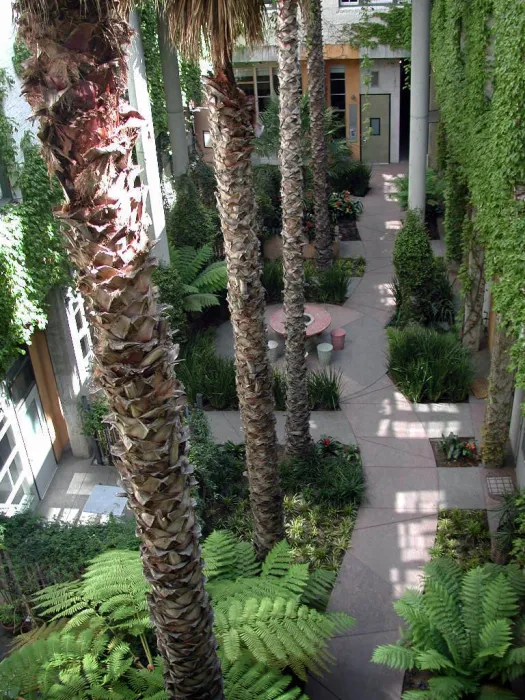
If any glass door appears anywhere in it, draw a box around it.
[7,354,57,499]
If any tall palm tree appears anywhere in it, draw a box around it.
[277,0,311,455]
[306,0,333,269]
[14,2,223,698]
[164,0,285,557]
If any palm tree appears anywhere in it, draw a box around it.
[277,0,311,455]
[306,0,333,269]
[14,2,223,698]
[163,0,285,557]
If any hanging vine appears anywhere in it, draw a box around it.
[0,134,69,375]
[431,0,525,390]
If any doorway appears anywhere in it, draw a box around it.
[360,94,391,164]
[399,59,411,161]
[6,354,57,499]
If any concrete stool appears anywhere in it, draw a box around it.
[268,340,279,363]
[317,343,333,367]
[331,328,346,351]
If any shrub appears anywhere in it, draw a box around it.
[392,167,444,216]
[439,433,478,462]
[272,367,344,411]
[261,259,284,303]
[329,191,364,220]
[393,212,455,327]
[0,512,137,600]
[167,173,219,249]
[305,259,352,305]
[178,332,238,410]
[153,261,189,343]
[280,438,365,508]
[430,509,491,570]
[494,491,525,568]
[373,558,525,698]
[0,534,354,699]
[387,326,474,402]
[308,368,345,410]
[330,161,372,197]
[253,164,282,236]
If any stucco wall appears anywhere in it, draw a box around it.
[360,58,402,163]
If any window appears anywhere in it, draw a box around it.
[339,0,359,6]
[203,131,212,148]
[66,291,92,378]
[371,71,379,88]
[370,118,381,136]
[234,65,280,119]
[329,66,347,139]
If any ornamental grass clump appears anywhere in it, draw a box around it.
[387,326,474,403]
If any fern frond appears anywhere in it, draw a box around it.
[460,565,488,655]
[401,692,432,699]
[482,574,519,626]
[183,292,221,312]
[262,540,293,578]
[193,260,227,293]
[477,619,513,660]
[371,644,416,670]
[223,655,308,699]
[416,649,454,671]
[427,674,478,699]
[173,244,213,285]
[301,569,336,611]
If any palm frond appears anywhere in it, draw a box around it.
[162,0,267,66]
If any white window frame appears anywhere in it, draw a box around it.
[234,64,280,119]
[65,290,92,383]
[339,0,359,6]
[0,390,36,514]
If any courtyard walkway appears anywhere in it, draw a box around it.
[211,164,496,699]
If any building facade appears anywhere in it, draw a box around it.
[196,0,409,165]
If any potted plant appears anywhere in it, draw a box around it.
[0,601,28,633]
[329,191,363,241]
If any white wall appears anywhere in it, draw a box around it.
[0,3,37,161]
[322,0,406,51]
[360,58,401,163]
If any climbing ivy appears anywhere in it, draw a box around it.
[341,1,412,52]
[179,58,203,107]
[0,70,18,185]
[0,135,69,375]
[137,1,168,141]
[431,0,525,390]
[11,38,31,78]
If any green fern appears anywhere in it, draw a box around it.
[167,244,227,312]
[1,532,350,698]
[374,559,525,699]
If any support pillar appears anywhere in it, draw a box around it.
[128,11,170,264]
[157,16,190,177]
[408,0,431,215]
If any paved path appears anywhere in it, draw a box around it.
[211,165,494,699]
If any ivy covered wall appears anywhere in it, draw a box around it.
[431,0,525,390]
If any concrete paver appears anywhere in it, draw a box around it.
[438,467,485,509]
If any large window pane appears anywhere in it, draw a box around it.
[330,67,347,139]
[0,426,16,466]
[8,452,24,486]
[0,471,11,504]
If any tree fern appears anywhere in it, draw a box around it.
[1,532,350,698]
[373,559,525,699]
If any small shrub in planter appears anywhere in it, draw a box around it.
[430,509,491,570]
[439,432,479,463]
[272,367,344,411]
[305,259,352,305]
[330,161,372,197]
[387,326,474,403]
[392,167,444,217]
[373,558,525,699]
[329,191,364,220]
[261,259,284,303]
[280,437,365,508]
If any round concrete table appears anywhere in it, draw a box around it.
[270,304,332,340]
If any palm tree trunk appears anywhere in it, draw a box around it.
[307,0,333,270]
[482,316,515,469]
[277,0,311,456]
[15,2,223,698]
[206,67,285,557]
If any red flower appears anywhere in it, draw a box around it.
[322,438,331,446]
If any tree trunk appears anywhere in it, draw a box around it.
[206,68,285,558]
[306,0,333,270]
[277,0,311,456]
[461,221,485,352]
[15,2,223,698]
[482,315,515,468]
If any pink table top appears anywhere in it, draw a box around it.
[270,304,332,338]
